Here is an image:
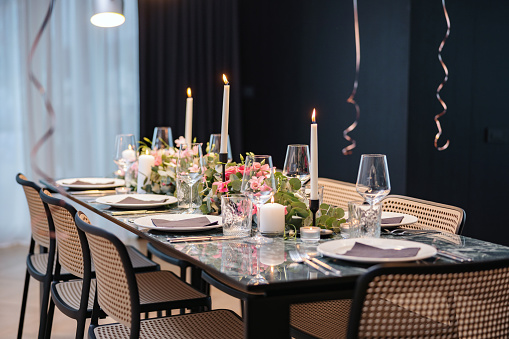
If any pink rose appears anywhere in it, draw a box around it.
[225,166,238,180]
[213,180,230,193]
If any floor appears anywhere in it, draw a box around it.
[0,239,241,338]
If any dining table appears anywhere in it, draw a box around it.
[43,183,509,338]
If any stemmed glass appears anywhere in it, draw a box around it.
[113,134,137,178]
[152,127,174,150]
[208,133,232,161]
[177,143,204,213]
[282,144,310,198]
[355,154,391,204]
[240,155,276,244]
[355,154,391,237]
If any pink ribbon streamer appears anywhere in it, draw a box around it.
[434,0,450,151]
[342,0,361,156]
[28,0,59,185]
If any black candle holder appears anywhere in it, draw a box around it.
[309,199,320,226]
[219,153,228,183]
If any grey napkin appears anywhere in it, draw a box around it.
[151,216,218,228]
[70,179,115,185]
[381,216,405,224]
[116,197,168,204]
[342,242,420,258]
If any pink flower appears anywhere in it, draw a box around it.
[284,206,288,215]
[252,162,261,171]
[237,165,247,175]
[252,204,258,215]
[189,164,201,173]
[175,136,187,147]
[213,180,230,193]
[153,153,162,166]
[249,176,264,190]
[225,166,238,180]
[259,184,272,192]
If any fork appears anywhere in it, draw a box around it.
[300,252,342,276]
[289,250,334,276]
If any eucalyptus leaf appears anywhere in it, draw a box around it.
[289,178,302,190]
[231,180,242,191]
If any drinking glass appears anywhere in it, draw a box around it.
[177,143,204,213]
[248,244,268,285]
[208,133,232,160]
[355,154,391,205]
[152,127,174,150]
[240,155,276,244]
[282,144,311,186]
[113,134,137,176]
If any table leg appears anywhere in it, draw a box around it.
[244,296,290,338]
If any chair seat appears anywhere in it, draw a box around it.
[290,299,352,339]
[91,309,243,339]
[53,279,96,315]
[137,271,209,311]
[28,252,74,280]
[126,246,160,272]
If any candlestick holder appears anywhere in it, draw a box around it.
[219,153,228,182]
[309,199,319,226]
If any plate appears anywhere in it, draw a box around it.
[317,238,437,263]
[95,194,177,209]
[133,214,222,232]
[56,177,124,189]
[343,211,418,229]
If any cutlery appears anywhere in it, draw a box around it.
[436,250,472,262]
[383,228,441,236]
[167,236,244,243]
[110,210,171,216]
[299,252,342,276]
[289,250,334,276]
[69,190,116,195]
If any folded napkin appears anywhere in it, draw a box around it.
[151,216,218,228]
[115,197,168,205]
[381,216,405,224]
[342,242,420,258]
[70,179,115,185]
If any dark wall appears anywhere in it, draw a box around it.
[239,0,411,194]
[407,0,509,245]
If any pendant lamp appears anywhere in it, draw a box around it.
[91,0,125,27]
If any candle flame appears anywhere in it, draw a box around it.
[311,108,316,123]
[145,149,150,155]
[187,87,192,97]
[222,74,229,85]
[128,144,133,150]
[271,196,274,203]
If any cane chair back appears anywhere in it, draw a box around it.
[16,173,51,248]
[76,212,139,329]
[318,178,360,210]
[40,189,85,278]
[382,195,465,234]
[347,259,509,338]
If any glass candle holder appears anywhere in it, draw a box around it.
[300,226,321,242]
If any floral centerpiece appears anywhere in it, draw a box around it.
[122,136,346,233]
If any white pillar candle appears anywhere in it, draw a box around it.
[137,152,155,193]
[121,145,136,162]
[259,198,285,235]
[185,87,193,146]
[220,74,230,154]
[310,109,319,200]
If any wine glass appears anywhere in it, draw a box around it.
[282,144,310,194]
[240,155,276,244]
[208,133,232,160]
[152,127,174,150]
[355,154,391,204]
[177,143,204,213]
[113,134,137,177]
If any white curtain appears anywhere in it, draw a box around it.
[0,0,140,247]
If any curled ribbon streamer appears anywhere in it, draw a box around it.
[29,0,60,186]
[434,0,450,151]
[342,0,361,156]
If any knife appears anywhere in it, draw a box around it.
[167,235,243,243]
[110,210,172,216]
[437,250,473,262]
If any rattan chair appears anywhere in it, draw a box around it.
[39,190,172,339]
[382,194,466,234]
[16,173,73,339]
[318,178,360,210]
[290,194,466,338]
[75,212,243,339]
[347,259,509,338]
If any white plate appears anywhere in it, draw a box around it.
[133,214,222,232]
[56,177,125,189]
[343,211,418,229]
[318,238,437,263]
[95,194,177,209]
